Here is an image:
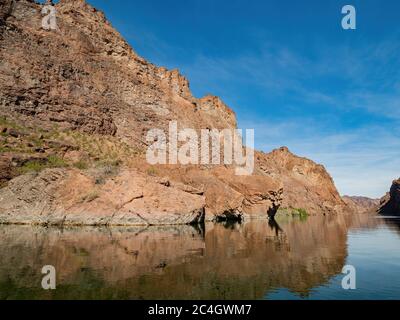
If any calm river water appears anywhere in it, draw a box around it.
[0,214,399,300]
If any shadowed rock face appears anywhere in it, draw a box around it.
[0,0,13,24]
[0,214,377,300]
[379,179,400,216]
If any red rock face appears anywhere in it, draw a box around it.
[0,0,13,24]
[0,0,351,224]
[379,179,400,215]
[0,0,237,142]
[256,147,348,215]
[0,168,207,226]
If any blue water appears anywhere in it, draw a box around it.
[267,219,400,300]
[1,215,399,300]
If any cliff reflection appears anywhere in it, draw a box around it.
[0,214,378,300]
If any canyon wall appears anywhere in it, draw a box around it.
[0,0,350,225]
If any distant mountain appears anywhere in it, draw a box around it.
[342,196,380,214]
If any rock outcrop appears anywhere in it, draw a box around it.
[257,147,348,215]
[0,168,205,226]
[152,165,283,221]
[0,0,349,225]
[379,179,400,216]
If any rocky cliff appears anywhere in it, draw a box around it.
[379,179,400,216]
[0,0,349,225]
[0,0,236,141]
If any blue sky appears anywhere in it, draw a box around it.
[59,0,400,197]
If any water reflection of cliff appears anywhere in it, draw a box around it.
[0,214,378,300]
[382,217,400,234]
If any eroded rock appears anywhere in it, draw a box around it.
[0,168,205,226]
[257,147,348,215]
[0,0,351,225]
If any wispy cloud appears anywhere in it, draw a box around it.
[180,35,400,120]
